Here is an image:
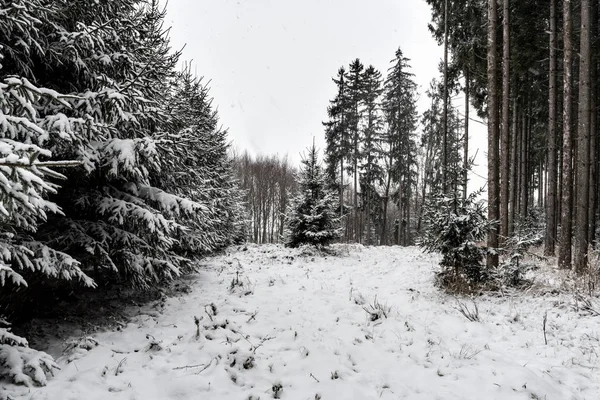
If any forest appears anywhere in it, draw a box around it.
[1,0,600,397]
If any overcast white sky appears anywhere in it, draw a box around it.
[164,0,486,187]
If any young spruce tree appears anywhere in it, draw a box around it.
[285,143,341,248]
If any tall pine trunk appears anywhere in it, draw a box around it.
[463,70,470,201]
[574,0,592,273]
[509,98,519,234]
[545,0,559,256]
[520,104,529,219]
[559,0,574,269]
[590,7,599,246]
[380,149,394,245]
[500,0,511,244]
[487,0,500,268]
[442,0,449,193]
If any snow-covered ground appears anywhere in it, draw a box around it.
[7,244,600,400]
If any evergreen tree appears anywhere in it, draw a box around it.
[359,66,384,245]
[285,143,341,248]
[323,67,350,222]
[382,49,419,245]
[0,0,96,386]
[346,59,364,242]
[421,188,492,291]
[0,0,247,386]
[161,67,246,256]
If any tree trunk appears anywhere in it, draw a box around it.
[487,0,500,268]
[463,70,470,200]
[442,0,449,193]
[340,128,345,241]
[509,98,519,234]
[559,0,574,269]
[520,105,529,219]
[538,160,544,209]
[574,0,592,273]
[500,0,510,244]
[380,155,393,245]
[545,0,558,256]
[354,146,358,243]
[406,184,412,245]
[591,7,600,246]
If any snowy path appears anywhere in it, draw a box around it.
[11,245,600,400]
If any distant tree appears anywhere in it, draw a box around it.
[382,48,419,245]
[285,143,341,248]
[232,152,296,244]
[418,77,462,235]
[359,65,385,245]
[346,59,365,242]
[323,67,350,218]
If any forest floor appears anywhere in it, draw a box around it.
[5,244,600,400]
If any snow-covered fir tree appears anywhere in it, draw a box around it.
[0,0,97,387]
[0,0,246,387]
[285,143,341,248]
[160,66,247,256]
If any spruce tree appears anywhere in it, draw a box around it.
[382,49,418,245]
[0,0,247,386]
[285,143,341,248]
[0,0,95,387]
[359,65,384,245]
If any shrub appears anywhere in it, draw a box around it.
[420,189,493,291]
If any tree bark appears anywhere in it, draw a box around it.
[520,104,529,219]
[574,0,592,273]
[487,0,500,268]
[590,5,600,247]
[442,0,449,193]
[463,70,470,201]
[545,0,558,256]
[380,144,394,245]
[509,98,519,234]
[500,0,510,244]
[559,0,574,269]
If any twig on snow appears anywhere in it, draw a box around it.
[172,357,217,374]
[543,311,548,345]
[246,311,258,323]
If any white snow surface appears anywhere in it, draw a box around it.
[9,245,600,400]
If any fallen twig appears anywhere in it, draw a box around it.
[246,311,258,323]
[173,357,217,374]
[543,311,548,345]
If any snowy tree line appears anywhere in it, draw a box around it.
[322,49,420,246]
[0,0,245,386]
[426,0,600,273]
[231,152,297,244]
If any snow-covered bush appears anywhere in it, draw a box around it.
[420,189,493,291]
[494,218,544,288]
[285,143,341,248]
[0,320,58,387]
